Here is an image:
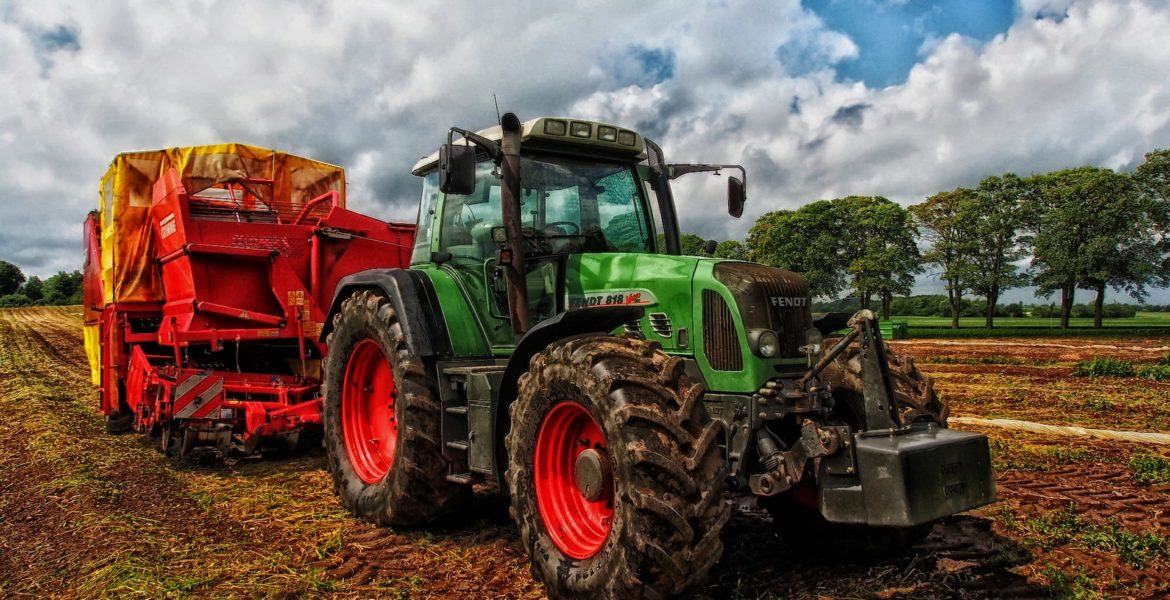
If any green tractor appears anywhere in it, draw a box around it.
[320,113,995,599]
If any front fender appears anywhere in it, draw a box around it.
[320,268,451,358]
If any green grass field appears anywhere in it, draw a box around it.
[898,312,1170,338]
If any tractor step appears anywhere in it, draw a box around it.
[446,472,472,484]
[438,361,505,475]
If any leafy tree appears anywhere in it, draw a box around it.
[679,233,709,256]
[42,271,84,305]
[21,276,43,302]
[714,240,748,260]
[749,197,920,317]
[1135,148,1170,204]
[969,174,1029,328]
[911,188,977,329]
[1026,167,1162,328]
[748,200,848,299]
[1134,148,1170,281]
[0,260,25,296]
[835,196,921,318]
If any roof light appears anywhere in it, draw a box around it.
[617,130,637,146]
[597,126,617,142]
[544,119,567,136]
[570,121,592,138]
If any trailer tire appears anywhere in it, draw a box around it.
[104,412,133,435]
[506,334,729,600]
[322,289,469,527]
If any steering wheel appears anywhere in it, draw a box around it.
[543,220,581,235]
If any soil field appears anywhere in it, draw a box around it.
[1,307,1168,599]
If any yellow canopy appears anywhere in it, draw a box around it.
[98,143,346,304]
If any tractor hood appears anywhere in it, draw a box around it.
[563,254,813,393]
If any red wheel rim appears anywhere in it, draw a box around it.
[534,401,614,559]
[341,339,397,484]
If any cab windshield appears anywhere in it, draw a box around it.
[438,154,654,260]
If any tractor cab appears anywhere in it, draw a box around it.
[409,115,744,348]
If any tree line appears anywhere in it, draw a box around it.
[813,294,1143,320]
[690,148,1169,329]
[0,260,84,307]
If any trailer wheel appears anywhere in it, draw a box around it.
[506,334,729,600]
[104,412,133,435]
[322,289,469,526]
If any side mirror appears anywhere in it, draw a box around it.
[728,176,745,218]
[703,239,718,255]
[439,144,476,195]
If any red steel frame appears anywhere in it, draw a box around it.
[87,165,414,452]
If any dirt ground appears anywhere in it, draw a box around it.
[1,307,1167,599]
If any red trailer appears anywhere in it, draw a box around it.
[84,144,412,455]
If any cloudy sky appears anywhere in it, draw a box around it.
[2,0,1167,301]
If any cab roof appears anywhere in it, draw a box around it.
[411,117,646,175]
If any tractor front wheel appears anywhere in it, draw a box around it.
[322,289,469,526]
[506,335,729,599]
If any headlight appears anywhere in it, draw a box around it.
[749,329,780,358]
[802,327,823,356]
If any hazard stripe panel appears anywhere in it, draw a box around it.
[173,374,224,420]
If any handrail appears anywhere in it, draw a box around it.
[291,191,340,225]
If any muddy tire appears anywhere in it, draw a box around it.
[322,289,469,526]
[104,412,133,435]
[505,334,729,600]
[819,340,948,425]
[759,490,931,559]
[770,339,941,557]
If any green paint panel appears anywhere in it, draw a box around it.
[566,253,698,353]
[419,252,809,394]
[414,265,493,356]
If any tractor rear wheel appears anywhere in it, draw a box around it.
[322,289,469,526]
[506,335,729,600]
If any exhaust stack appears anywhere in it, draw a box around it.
[499,113,529,334]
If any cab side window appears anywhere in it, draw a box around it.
[411,173,440,265]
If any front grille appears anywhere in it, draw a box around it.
[703,289,742,371]
[648,312,672,338]
[713,262,811,359]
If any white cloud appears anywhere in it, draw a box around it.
[0,0,1167,304]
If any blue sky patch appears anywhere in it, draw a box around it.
[804,0,1015,87]
[629,46,675,85]
[41,25,80,53]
